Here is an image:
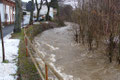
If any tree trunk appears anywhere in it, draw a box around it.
[118,24,120,64]
[29,0,34,25]
[14,0,22,33]
[36,9,40,21]
[29,11,33,24]
[109,33,114,63]
[0,15,5,62]
[45,0,50,21]
[46,5,50,21]
[35,0,43,21]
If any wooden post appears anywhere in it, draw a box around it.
[24,28,28,57]
[25,37,28,57]
[0,14,5,62]
[45,64,48,80]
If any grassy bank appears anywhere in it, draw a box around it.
[12,22,60,80]
[12,29,40,80]
[26,22,58,40]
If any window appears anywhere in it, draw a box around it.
[5,13,8,20]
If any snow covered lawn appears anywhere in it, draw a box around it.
[0,34,20,80]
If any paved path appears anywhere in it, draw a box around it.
[0,14,30,38]
[0,24,14,38]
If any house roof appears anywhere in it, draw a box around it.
[1,0,15,6]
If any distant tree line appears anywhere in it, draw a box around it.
[71,0,120,64]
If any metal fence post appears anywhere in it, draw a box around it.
[45,64,48,80]
[0,14,5,62]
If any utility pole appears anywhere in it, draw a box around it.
[0,14,5,62]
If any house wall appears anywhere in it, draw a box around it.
[0,0,15,25]
[0,3,5,22]
[6,5,15,24]
[6,5,10,22]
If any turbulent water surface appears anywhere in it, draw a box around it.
[34,22,120,80]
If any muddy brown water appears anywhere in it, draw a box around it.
[34,22,120,80]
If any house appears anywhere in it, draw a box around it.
[0,0,15,25]
[34,4,55,20]
[22,1,27,11]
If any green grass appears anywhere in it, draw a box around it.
[11,29,40,80]
[11,31,23,39]
[2,60,9,63]
[13,22,59,80]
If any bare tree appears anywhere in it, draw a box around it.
[71,0,120,63]
[14,0,22,33]
[45,0,51,21]
[29,0,34,24]
[35,0,43,21]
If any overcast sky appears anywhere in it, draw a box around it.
[22,0,30,2]
[22,0,51,2]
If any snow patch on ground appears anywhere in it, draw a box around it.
[33,22,40,25]
[0,34,20,80]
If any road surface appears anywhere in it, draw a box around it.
[0,24,14,38]
[0,15,30,38]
